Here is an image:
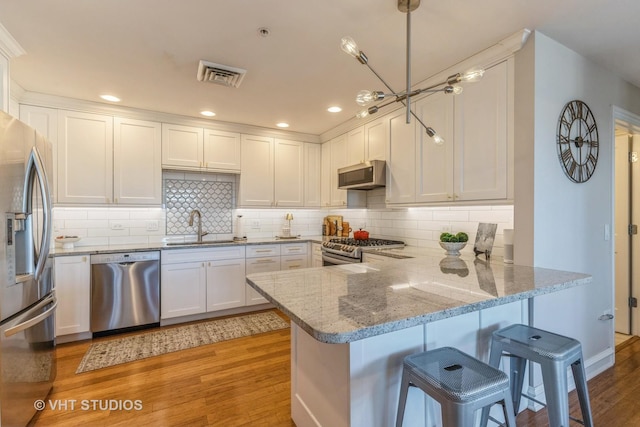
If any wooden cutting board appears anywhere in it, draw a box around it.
[325,215,343,236]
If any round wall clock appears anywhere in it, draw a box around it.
[556,100,599,183]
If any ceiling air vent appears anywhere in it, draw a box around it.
[196,60,247,88]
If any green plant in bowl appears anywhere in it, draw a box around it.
[439,232,469,255]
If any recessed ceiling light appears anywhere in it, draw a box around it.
[276,122,290,128]
[200,110,216,117]
[327,106,342,113]
[100,94,120,102]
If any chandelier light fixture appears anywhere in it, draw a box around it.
[341,0,484,145]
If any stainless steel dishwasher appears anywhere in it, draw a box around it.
[90,251,160,335]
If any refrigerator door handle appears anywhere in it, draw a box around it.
[23,147,52,281]
[4,293,57,338]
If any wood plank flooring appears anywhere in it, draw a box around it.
[31,312,640,426]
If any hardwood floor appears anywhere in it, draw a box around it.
[32,312,640,426]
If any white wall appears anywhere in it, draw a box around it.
[514,31,640,375]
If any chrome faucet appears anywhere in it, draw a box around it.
[188,209,208,242]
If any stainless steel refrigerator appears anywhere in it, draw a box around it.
[0,110,56,427]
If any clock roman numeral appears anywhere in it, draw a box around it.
[558,134,570,144]
[561,149,573,163]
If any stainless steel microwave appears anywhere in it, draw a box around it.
[338,160,386,190]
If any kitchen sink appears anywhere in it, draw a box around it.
[165,240,237,246]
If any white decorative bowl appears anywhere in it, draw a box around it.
[55,236,80,249]
[439,241,467,256]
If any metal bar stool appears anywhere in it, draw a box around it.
[480,324,594,427]
[396,346,516,427]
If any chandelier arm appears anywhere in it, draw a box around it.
[365,63,397,95]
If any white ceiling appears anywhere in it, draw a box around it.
[1,0,638,136]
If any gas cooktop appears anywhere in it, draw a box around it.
[321,238,405,259]
[327,238,405,247]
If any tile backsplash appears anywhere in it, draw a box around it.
[164,178,233,235]
[50,172,513,253]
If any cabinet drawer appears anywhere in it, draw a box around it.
[281,254,308,270]
[281,242,308,255]
[246,256,281,274]
[162,246,246,264]
[246,245,281,258]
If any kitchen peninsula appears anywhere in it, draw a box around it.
[246,253,591,427]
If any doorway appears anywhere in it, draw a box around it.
[614,110,640,338]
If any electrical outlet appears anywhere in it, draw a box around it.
[146,220,159,231]
[251,220,260,229]
[110,222,124,230]
[441,225,451,232]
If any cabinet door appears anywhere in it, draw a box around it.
[206,258,246,311]
[20,105,58,202]
[161,261,206,319]
[245,256,280,305]
[239,134,274,207]
[281,254,308,270]
[304,143,321,207]
[415,92,454,203]
[203,129,241,172]
[320,142,331,207]
[346,126,365,165]
[114,118,162,205]
[311,243,323,267]
[364,116,388,161]
[58,110,113,204]
[274,139,304,207]
[54,255,90,336]
[330,134,348,207]
[161,123,203,169]
[454,62,508,201]
[386,109,416,204]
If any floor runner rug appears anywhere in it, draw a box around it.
[76,311,289,373]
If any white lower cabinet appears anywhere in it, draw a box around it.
[161,246,246,319]
[54,255,91,336]
[311,243,322,267]
[281,243,308,270]
[245,256,280,306]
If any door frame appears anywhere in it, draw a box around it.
[612,106,640,336]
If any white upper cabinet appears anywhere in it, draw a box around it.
[57,110,113,204]
[330,134,348,207]
[453,61,508,201]
[274,139,304,207]
[320,142,331,207]
[113,117,162,205]
[364,116,388,161]
[386,108,416,204]
[304,143,321,207]
[20,105,58,201]
[203,128,241,172]
[239,134,275,207]
[346,126,365,165]
[386,60,510,206]
[415,92,454,203]
[161,123,204,170]
[162,124,241,173]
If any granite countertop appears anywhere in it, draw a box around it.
[245,254,592,344]
[49,236,327,256]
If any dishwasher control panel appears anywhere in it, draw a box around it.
[90,251,160,264]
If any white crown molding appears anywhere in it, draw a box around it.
[320,28,531,142]
[0,23,25,59]
[17,90,321,143]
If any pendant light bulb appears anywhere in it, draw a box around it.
[356,90,384,107]
[341,36,360,58]
[460,68,485,83]
[356,110,369,119]
[452,85,463,95]
[432,134,445,146]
